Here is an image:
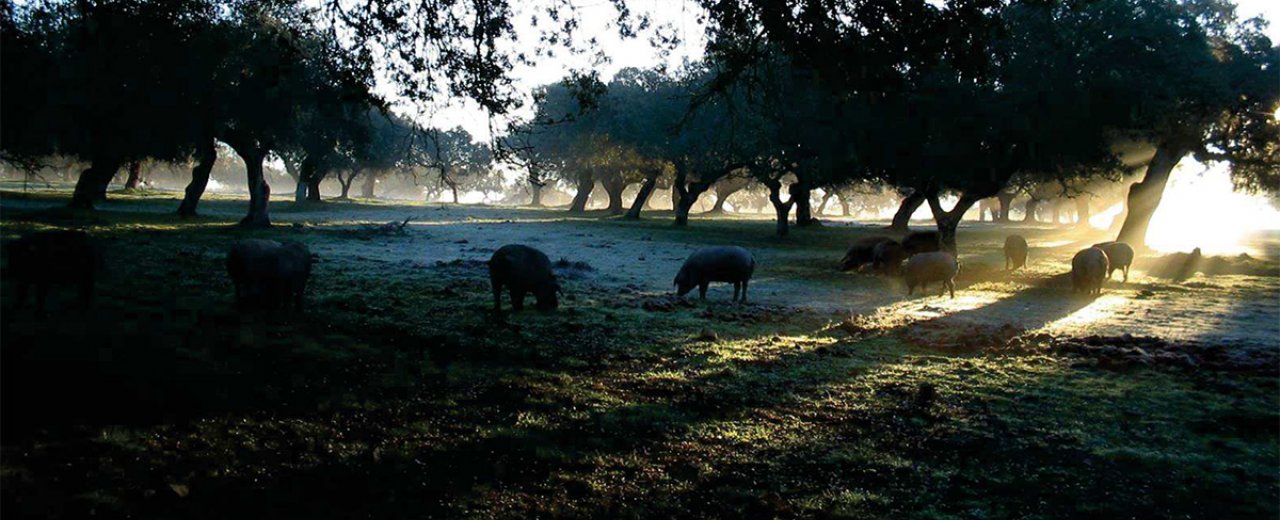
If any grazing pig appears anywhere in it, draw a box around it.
[489,244,560,312]
[226,239,313,311]
[675,246,755,302]
[1092,241,1134,282]
[1004,235,1029,271]
[871,240,907,275]
[839,236,893,271]
[901,231,942,257]
[1071,246,1110,295]
[6,230,102,309]
[905,251,960,298]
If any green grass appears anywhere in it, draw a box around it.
[0,192,1276,519]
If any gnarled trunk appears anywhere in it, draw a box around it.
[123,161,143,190]
[306,177,322,201]
[1023,198,1040,223]
[793,182,815,226]
[708,178,747,214]
[840,194,852,216]
[338,173,355,199]
[925,191,980,254]
[996,191,1016,222]
[446,180,460,204]
[624,175,658,220]
[1116,144,1187,247]
[674,183,711,226]
[765,180,795,237]
[673,164,713,226]
[890,191,924,231]
[602,177,627,215]
[529,180,544,207]
[239,150,271,227]
[177,138,216,217]
[69,157,122,210]
[568,171,593,213]
[816,191,834,216]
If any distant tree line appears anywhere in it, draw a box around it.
[1,0,503,226]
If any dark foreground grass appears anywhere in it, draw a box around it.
[1,195,1276,519]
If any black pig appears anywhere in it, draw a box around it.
[6,230,102,309]
[227,239,312,311]
[489,244,560,312]
[675,246,755,302]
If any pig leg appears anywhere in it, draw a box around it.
[491,278,503,312]
[1122,266,1129,283]
[698,282,709,300]
[733,282,741,302]
[741,280,748,303]
[945,279,955,298]
[511,288,526,311]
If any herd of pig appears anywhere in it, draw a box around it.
[3,228,1135,312]
[838,231,1135,298]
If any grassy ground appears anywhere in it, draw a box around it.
[1,190,1277,519]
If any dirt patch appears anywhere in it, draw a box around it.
[1044,334,1279,375]
[640,294,696,312]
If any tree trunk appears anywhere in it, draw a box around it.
[793,182,815,226]
[816,191,834,216]
[1116,144,1186,247]
[69,157,121,209]
[529,180,544,207]
[448,181,460,203]
[765,180,795,237]
[177,137,216,217]
[295,179,308,203]
[306,177,322,201]
[123,161,143,190]
[624,175,658,220]
[603,177,627,215]
[925,191,980,254]
[890,191,924,231]
[710,194,730,213]
[673,165,713,226]
[1075,197,1091,227]
[1023,198,1040,223]
[674,184,710,226]
[708,180,746,214]
[568,171,593,213]
[996,192,1016,222]
[339,175,354,199]
[236,147,271,228]
[840,195,852,217]
[361,173,376,198]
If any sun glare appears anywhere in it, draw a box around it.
[1040,294,1130,336]
[1090,203,1124,230]
[1144,160,1280,255]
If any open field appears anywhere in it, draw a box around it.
[2,190,1278,518]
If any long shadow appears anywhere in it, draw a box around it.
[4,199,1271,517]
